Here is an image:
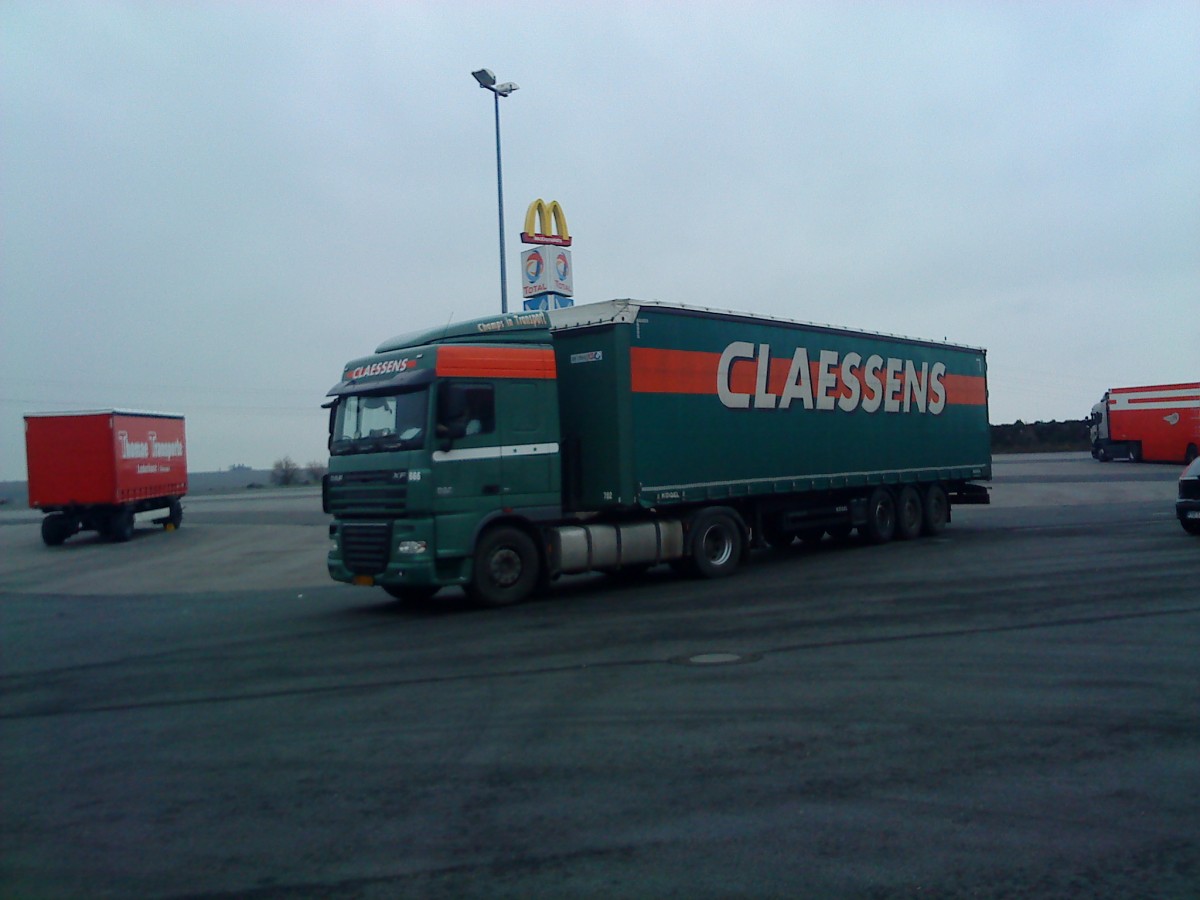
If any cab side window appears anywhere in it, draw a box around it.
[438,383,495,438]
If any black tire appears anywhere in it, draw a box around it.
[1129,443,1142,463]
[107,507,135,543]
[1097,446,1111,462]
[41,513,70,546]
[921,484,949,536]
[166,499,183,530]
[689,510,743,578]
[895,486,923,540]
[1182,519,1200,536]
[861,488,896,544]
[1186,445,1199,465]
[383,585,441,605]
[467,526,540,607]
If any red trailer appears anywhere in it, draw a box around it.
[1088,383,1200,464]
[25,410,188,545]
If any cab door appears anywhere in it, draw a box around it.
[432,381,502,510]
[498,380,561,511]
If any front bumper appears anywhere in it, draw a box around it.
[327,517,470,589]
[1177,499,1200,525]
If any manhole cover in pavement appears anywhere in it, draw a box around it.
[672,652,761,666]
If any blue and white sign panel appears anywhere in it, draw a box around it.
[521,247,572,300]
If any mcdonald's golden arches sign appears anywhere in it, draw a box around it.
[521,199,572,246]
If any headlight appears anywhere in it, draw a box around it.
[397,540,427,555]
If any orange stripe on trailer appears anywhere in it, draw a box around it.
[436,346,557,379]
[631,346,988,407]
[629,347,720,393]
[943,374,987,406]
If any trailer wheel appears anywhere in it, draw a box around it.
[861,488,896,544]
[467,526,539,607]
[921,485,949,536]
[895,486,923,540]
[107,507,135,543]
[166,499,183,530]
[41,513,71,546]
[1129,443,1142,463]
[690,510,742,578]
[1186,444,1199,465]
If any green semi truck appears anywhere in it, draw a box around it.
[323,300,990,606]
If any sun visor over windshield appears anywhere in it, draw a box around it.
[326,367,435,398]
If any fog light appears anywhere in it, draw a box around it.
[397,540,427,554]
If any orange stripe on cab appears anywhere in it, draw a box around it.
[436,346,557,379]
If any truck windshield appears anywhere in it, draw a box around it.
[330,389,428,455]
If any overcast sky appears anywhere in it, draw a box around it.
[2,1,1197,479]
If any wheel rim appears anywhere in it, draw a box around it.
[701,525,734,567]
[489,547,523,588]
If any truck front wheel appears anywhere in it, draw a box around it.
[690,510,743,578]
[468,526,540,607]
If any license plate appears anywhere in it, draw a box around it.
[1187,511,1200,520]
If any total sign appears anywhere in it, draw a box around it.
[521,246,573,298]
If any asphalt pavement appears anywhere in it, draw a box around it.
[1,454,1196,898]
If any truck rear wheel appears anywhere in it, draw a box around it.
[1186,445,1199,465]
[690,510,742,578]
[921,485,949,536]
[895,486,923,540]
[166,499,183,530]
[861,488,896,544]
[467,526,540,607]
[41,513,71,546]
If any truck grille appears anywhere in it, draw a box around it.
[341,522,392,575]
[324,470,408,517]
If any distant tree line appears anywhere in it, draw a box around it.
[271,456,327,486]
[991,419,1090,453]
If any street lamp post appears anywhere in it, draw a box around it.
[472,68,519,314]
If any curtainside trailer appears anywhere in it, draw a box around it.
[323,300,991,606]
[25,410,187,545]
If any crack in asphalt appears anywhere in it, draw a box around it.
[3,604,1198,722]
